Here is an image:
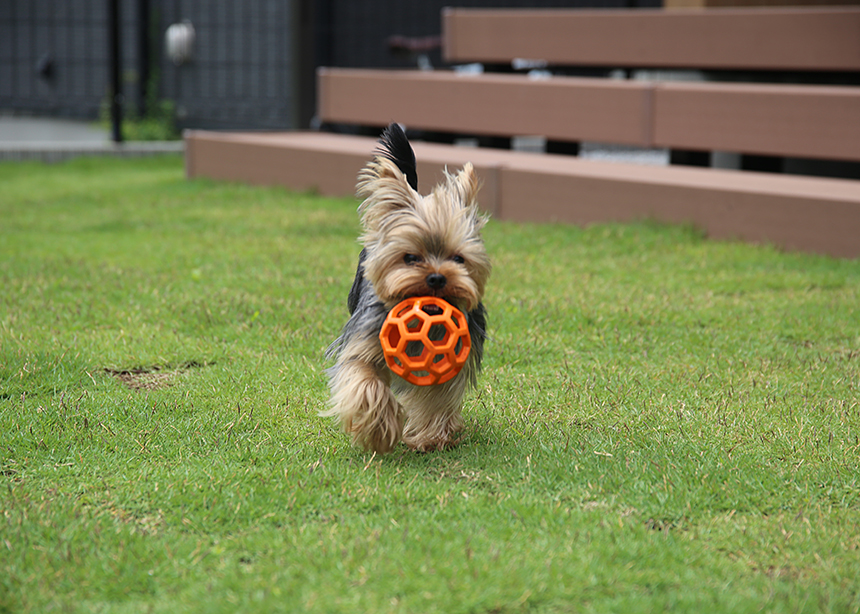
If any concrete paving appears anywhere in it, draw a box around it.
[0,116,109,143]
[0,114,183,162]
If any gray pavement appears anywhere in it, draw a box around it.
[0,116,109,143]
[0,114,183,162]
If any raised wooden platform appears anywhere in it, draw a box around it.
[185,130,860,258]
[318,69,653,147]
[442,7,860,71]
[318,68,860,162]
[653,82,860,161]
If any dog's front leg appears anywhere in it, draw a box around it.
[324,336,404,453]
[399,375,468,452]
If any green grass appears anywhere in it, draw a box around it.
[1,155,859,613]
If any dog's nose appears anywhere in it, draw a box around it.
[426,273,447,290]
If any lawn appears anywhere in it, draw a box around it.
[1,155,858,613]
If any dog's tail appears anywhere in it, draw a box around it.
[376,123,418,191]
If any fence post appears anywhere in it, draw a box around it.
[108,0,123,143]
[137,0,150,118]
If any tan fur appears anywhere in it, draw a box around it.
[321,335,404,453]
[399,364,471,451]
[359,161,489,312]
[325,136,490,453]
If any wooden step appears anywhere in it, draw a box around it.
[184,130,505,211]
[653,82,860,161]
[185,130,860,258]
[318,68,653,147]
[318,68,860,162]
[442,7,860,71]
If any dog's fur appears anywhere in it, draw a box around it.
[322,123,490,453]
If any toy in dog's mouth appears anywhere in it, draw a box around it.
[379,296,471,386]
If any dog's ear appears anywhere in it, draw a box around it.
[356,125,420,231]
[376,123,418,191]
[450,162,480,210]
[356,157,419,231]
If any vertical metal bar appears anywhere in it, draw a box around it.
[108,0,122,143]
[137,0,150,117]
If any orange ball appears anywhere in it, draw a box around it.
[379,296,471,386]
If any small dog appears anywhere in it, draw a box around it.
[322,123,491,453]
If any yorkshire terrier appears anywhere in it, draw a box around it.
[322,123,491,453]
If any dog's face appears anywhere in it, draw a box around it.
[357,157,490,313]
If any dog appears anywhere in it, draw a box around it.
[322,123,491,453]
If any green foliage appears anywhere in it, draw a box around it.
[99,71,180,141]
[120,97,180,141]
[1,156,859,613]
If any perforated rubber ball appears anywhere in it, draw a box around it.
[379,296,471,386]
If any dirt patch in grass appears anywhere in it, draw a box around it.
[104,361,208,391]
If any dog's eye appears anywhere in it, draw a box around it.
[403,254,422,265]
[452,255,465,265]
